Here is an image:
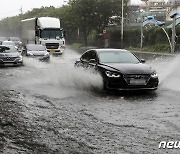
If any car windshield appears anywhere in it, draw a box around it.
[0,46,17,53]
[41,29,63,39]
[9,37,20,41]
[27,45,45,51]
[2,41,15,46]
[98,51,140,63]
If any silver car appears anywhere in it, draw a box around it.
[0,45,23,66]
[23,44,50,61]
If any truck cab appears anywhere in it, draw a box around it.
[21,17,65,54]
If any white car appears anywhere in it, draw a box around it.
[2,41,19,50]
[2,41,16,46]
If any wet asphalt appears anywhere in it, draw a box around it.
[0,47,180,154]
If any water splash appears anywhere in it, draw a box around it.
[44,64,103,91]
[18,53,180,94]
[149,54,180,92]
[19,57,103,94]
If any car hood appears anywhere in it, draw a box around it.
[100,63,154,74]
[0,52,20,57]
[28,51,47,56]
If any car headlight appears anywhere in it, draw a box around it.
[27,52,33,56]
[151,72,158,78]
[44,52,50,57]
[105,71,121,78]
[17,55,23,62]
[20,55,23,60]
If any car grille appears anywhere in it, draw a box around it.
[123,74,151,85]
[33,54,44,57]
[0,57,17,62]
[45,43,59,49]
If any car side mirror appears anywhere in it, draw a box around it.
[21,48,27,56]
[89,59,97,64]
[141,59,146,63]
[63,31,66,37]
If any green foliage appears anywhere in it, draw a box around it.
[66,0,129,46]
[110,28,141,48]
[94,0,127,33]
[154,44,171,52]
[0,0,128,46]
[71,43,84,49]
[69,0,97,45]
[0,0,177,53]
[143,27,171,46]
[127,44,171,53]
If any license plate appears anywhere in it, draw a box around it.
[4,63,14,66]
[130,79,146,85]
[50,49,55,52]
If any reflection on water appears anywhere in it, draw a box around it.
[97,89,158,102]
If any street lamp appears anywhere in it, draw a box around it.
[141,16,175,53]
[170,13,179,53]
[121,0,124,48]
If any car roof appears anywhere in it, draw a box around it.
[84,48,130,54]
[94,48,130,53]
[9,37,20,40]
[0,45,15,47]
[0,45,17,50]
[27,44,43,46]
[3,40,14,43]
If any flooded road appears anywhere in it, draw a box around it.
[0,47,180,154]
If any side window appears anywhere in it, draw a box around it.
[81,50,97,62]
[90,51,97,61]
[81,51,92,61]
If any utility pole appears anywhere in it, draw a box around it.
[121,0,124,48]
[77,28,80,43]
[140,26,143,50]
[171,16,176,53]
[170,12,179,53]
[19,6,23,15]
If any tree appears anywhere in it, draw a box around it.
[0,0,129,45]
[68,0,97,46]
[94,0,126,33]
[0,16,21,37]
[67,0,128,45]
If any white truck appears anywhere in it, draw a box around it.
[21,17,65,54]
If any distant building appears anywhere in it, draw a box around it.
[141,0,166,21]
[128,0,167,26]
[166,0,180,20]
[113,0,179,27]
[127,4,142,25]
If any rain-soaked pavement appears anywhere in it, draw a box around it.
[0,47,180,154]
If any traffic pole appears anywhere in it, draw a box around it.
[171,17,176,53]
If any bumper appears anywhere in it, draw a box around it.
[47,49,64,54]
[27,56,50,62]
[104,76,159,91]
[0,58,23,66]
[38,56,50,62]
[105,86,158,91]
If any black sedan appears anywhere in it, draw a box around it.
[75,49,159,91]
[23,44,50,61]
[0,45,23,66]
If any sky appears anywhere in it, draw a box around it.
[0,0,166,19]
[0,0,67,19]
